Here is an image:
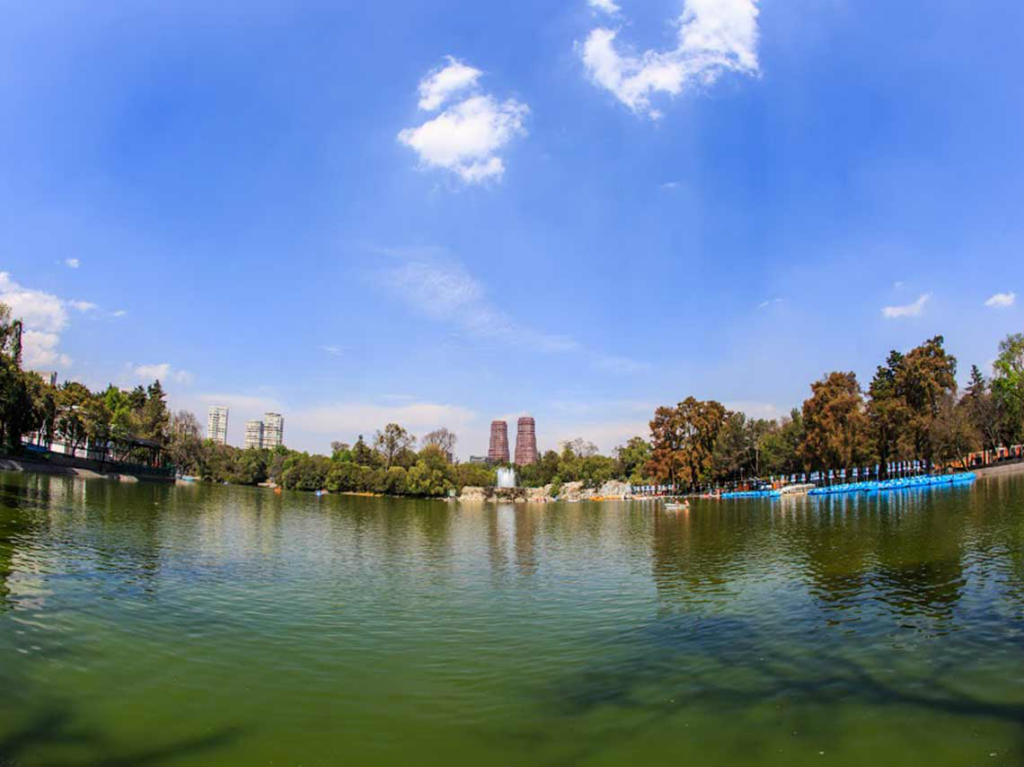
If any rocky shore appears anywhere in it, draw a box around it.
[457,479,633,503]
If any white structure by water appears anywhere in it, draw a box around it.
[496,467,517,489]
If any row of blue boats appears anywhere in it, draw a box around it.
[720,472,976,499]
[806,472,976,495]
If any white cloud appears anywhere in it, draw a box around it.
[65,258,80,269]
[133,362,193,385]
[22,330,71,368]
[882,293,930,319]
[112,309,127,318]
[588,0,620,14]
[0,272,67,333]
[581,0,760,117]
[757,297,784,309]
[417,56,482,111]
[985,292,1015,309]
[68,300,97,312]
[0,272,73,369]
[321,345,343,356]
[399,58,528,183]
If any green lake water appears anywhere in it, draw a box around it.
[1,471,1023,765]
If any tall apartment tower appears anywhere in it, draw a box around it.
[263,412,284,449]
[487,420,510,464]
[514,416,538,465]
[207,405,229,445]
[244,420,264,450]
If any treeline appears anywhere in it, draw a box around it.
[644,334,1024,489]
[168,420,496,496]
[2,299,1022,497]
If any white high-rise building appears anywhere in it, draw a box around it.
[207,405,229,445]
[263,412,284,449]
[244,420,264,450]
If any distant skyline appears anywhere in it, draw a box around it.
[2,1,1021,458]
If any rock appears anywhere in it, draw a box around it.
[558,481,584,502]
[597,480,631,498]
[458,486,490,502]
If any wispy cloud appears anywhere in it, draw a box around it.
[320,345,343,356]
[985,292,1015,309]
[64,258,80,269]
[757,297,784,309]
[68,300,97,312]
[290,401,477,437]
[593,354,651,374]
[378,258,577,352]
[399,57,528,183]
[376,254,647,373]
[580,0,760,118]
[725,400,783,420]
[882,293,930,319]
[198,392,281,412]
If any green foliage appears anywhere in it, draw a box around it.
[992,333,1024,442]
[406,445,456,497]
[455,462,496,490]
[615,437,651,483]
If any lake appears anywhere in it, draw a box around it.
[1,471,1022,765]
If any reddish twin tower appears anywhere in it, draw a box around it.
[487,417,537,465]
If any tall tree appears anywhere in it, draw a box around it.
[374,423,415,469]
[897,336,958,460]
[646,397,727,488]
[963,365,1003,451]
[422,428,456,462]
[137,380,170,443]
[992,332,1024,443]
[929,393,980,465]
[800,371,873,472]
[615,436,651,482]
[758,409,805,476]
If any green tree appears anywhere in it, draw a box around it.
[136,380,170,444]
[992,332,1024,442]
[615,436,651,483]
[375,423,415,469]
[758,409,805,476]
[407,445,456,496]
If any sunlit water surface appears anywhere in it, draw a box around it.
[1,471,1023,765]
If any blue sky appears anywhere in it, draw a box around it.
[2,0,1021,457]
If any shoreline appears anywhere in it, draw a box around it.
[0,456,172,484]
[974,461,1024,479]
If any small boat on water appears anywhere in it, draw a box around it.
[664,500,689,511]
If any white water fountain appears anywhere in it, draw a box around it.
[496,467,517,489]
